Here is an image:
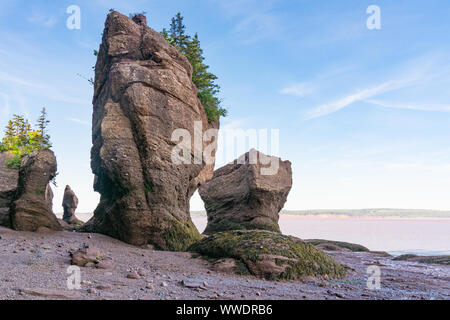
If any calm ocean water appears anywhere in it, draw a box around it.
[70,213,450,256]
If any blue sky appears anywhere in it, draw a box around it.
[0,0,449,212]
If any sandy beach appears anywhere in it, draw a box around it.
[1,226,449,300]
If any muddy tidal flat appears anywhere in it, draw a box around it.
[0,226,448,300]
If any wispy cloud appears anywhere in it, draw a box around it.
[27,10,58,27]
[303,54,450,120]
[365,100,450,113]
[0,90,29,118]
[68,118,90,126]
[0,71,90,106]
[279,82,315,97]
[214,0,278,17]
[384,162,450,174]
[327,158,450,175]
[220,118,248,131]
[0,93,10,118]
[280,65,354,98]
[212,0,282,44]
[305,79,415,120]
[232,13,280,44]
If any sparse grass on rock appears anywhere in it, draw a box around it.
[189,230,347,280]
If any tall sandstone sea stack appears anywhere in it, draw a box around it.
[82,12,218,250]
[62,185,82,225]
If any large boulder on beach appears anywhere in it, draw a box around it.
[62,185,82,225]
[71,246,104,267]
[190,230,346,280]
[10,149,61,231]
[199,149,292,234]
[0,152,19,227]
[81,12,218,250]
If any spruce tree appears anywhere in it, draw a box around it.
[169,13,189,50]
[35,107,51,149]
[162,13,227,122]
[1,120,15,150]
[0,109,52,168]
[9,114,30,148]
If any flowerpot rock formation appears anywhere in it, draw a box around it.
[10,149,61,231]
[81,12,218,250]
[199,149,292,234]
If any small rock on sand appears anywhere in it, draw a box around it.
[96,258,115,270]
[18,288,81,299]
[127,271,140,279]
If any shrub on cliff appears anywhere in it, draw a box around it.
[0,108,52,169]
[162,13,227,122]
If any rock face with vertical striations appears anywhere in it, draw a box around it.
[0,152,19,227]
[10,149,61,231]
[62,185,82,225]
[81,12,218,250]
[199,149,292,234]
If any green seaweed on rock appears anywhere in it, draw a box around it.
[163,218,202,252]
[189,230,347,280]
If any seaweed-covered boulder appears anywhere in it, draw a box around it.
[81,11,218,250]
[190,230,346,280]
[393,254,450,265]
[71,247,104,267]
[10,149,61,231]
[62,185,83,225]
[199,149,292,234]
[305,239,370,252]
[0,152,19,227]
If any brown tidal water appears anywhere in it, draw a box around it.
[192,215,450,256]
[69,213,450,256]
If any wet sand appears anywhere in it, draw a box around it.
[1,226,448,300]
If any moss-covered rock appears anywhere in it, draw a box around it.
[71,247,104,267]
[189,230,347,280]
[305,239,369,252]
[163,218,202,252]
[205,218,280,234]
[393,254,450,265]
